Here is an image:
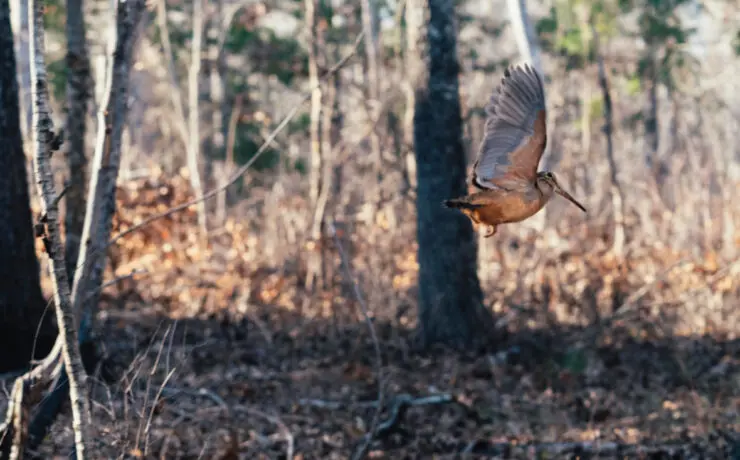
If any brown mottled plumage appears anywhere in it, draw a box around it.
[444,63,586,237]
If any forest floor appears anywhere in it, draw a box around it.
[26,170,740,459]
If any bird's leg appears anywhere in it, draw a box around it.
[484,225,497,238]
[462,209,480,225]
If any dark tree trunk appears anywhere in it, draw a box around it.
[64,0,91,281]
[0,0,55,373]
[411,0,493,348]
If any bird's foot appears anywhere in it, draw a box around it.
[484,225,497,238]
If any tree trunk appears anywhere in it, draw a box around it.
[9,0,31,140]
[360,0,381,173]
[592,25,626,257]
[188,0,208,238]
[506,0,548,232]
[64,0,91,280]
[410,0,492,348]
[29,0,93,453]
[305,0,322,208]
[0,0,55,373]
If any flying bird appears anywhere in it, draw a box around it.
[444,63,586,237]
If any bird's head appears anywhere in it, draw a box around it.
[536,171,587,213]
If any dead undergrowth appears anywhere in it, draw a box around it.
[20,169,740,458]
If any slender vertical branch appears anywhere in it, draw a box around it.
[505,0,549,231]
[592,24,625,256]
[360,0,381,171]
[71,0,146,372]
[402,0,420,191]
[310,70,337,243]
[643,45,659,171]
[188,0,208,237]
[28,0,91,456]
[305,0,322,208]
[9,0,32,140]
[205,0,226,187]
[218,92,243,223]
[155,0,207,238]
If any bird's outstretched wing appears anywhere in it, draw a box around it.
[472,63,547,191]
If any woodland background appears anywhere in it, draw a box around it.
[0,0,738,457]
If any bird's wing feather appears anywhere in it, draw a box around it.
[472,63,547,191]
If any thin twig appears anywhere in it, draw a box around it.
[326,222,384,460]
[373,394,454,438]
[233,405,294,460]
[105,31,364,250]
[82,268,148,302]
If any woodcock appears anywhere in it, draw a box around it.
[444,63,587,237]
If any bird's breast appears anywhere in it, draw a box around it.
[473,191,547,225]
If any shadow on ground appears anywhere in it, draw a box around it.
[34,296,739,459]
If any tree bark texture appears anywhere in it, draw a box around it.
[29,0,92,455]
[305,0,322,208]
[71,0,145,350]
[410,0,492,348]
[0,0,55,373]
[592,25,626,256]
[64,0,91,280]
[188,0,208,237]
[9,0,32,139]
[506,0,548,231]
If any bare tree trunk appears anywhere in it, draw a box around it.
[643,46,659,171]
[9,0,31,140]
[403,0,419,192]
[576,7,592,200]
[28,0,91,455]
[506,0,548,232]
[304,0,323,291]
[154,0,207,238]
[311,76,336,240]
[205,0,225,189]
[72,0,144,320]
[0,0,55,375]
[64,0,91,280]
[506,0,543,75]
[592,26,625,257]
[217,92,243,224]
[360,0,381,171]
[311,68,337,290]
[188,0,207,238]
[411,0,492,348]
[305,0,322,208]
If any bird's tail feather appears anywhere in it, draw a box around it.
[443,198,481,210]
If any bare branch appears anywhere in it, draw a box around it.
[592,23,626,257]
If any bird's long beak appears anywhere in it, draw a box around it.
[555,185,587,213]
